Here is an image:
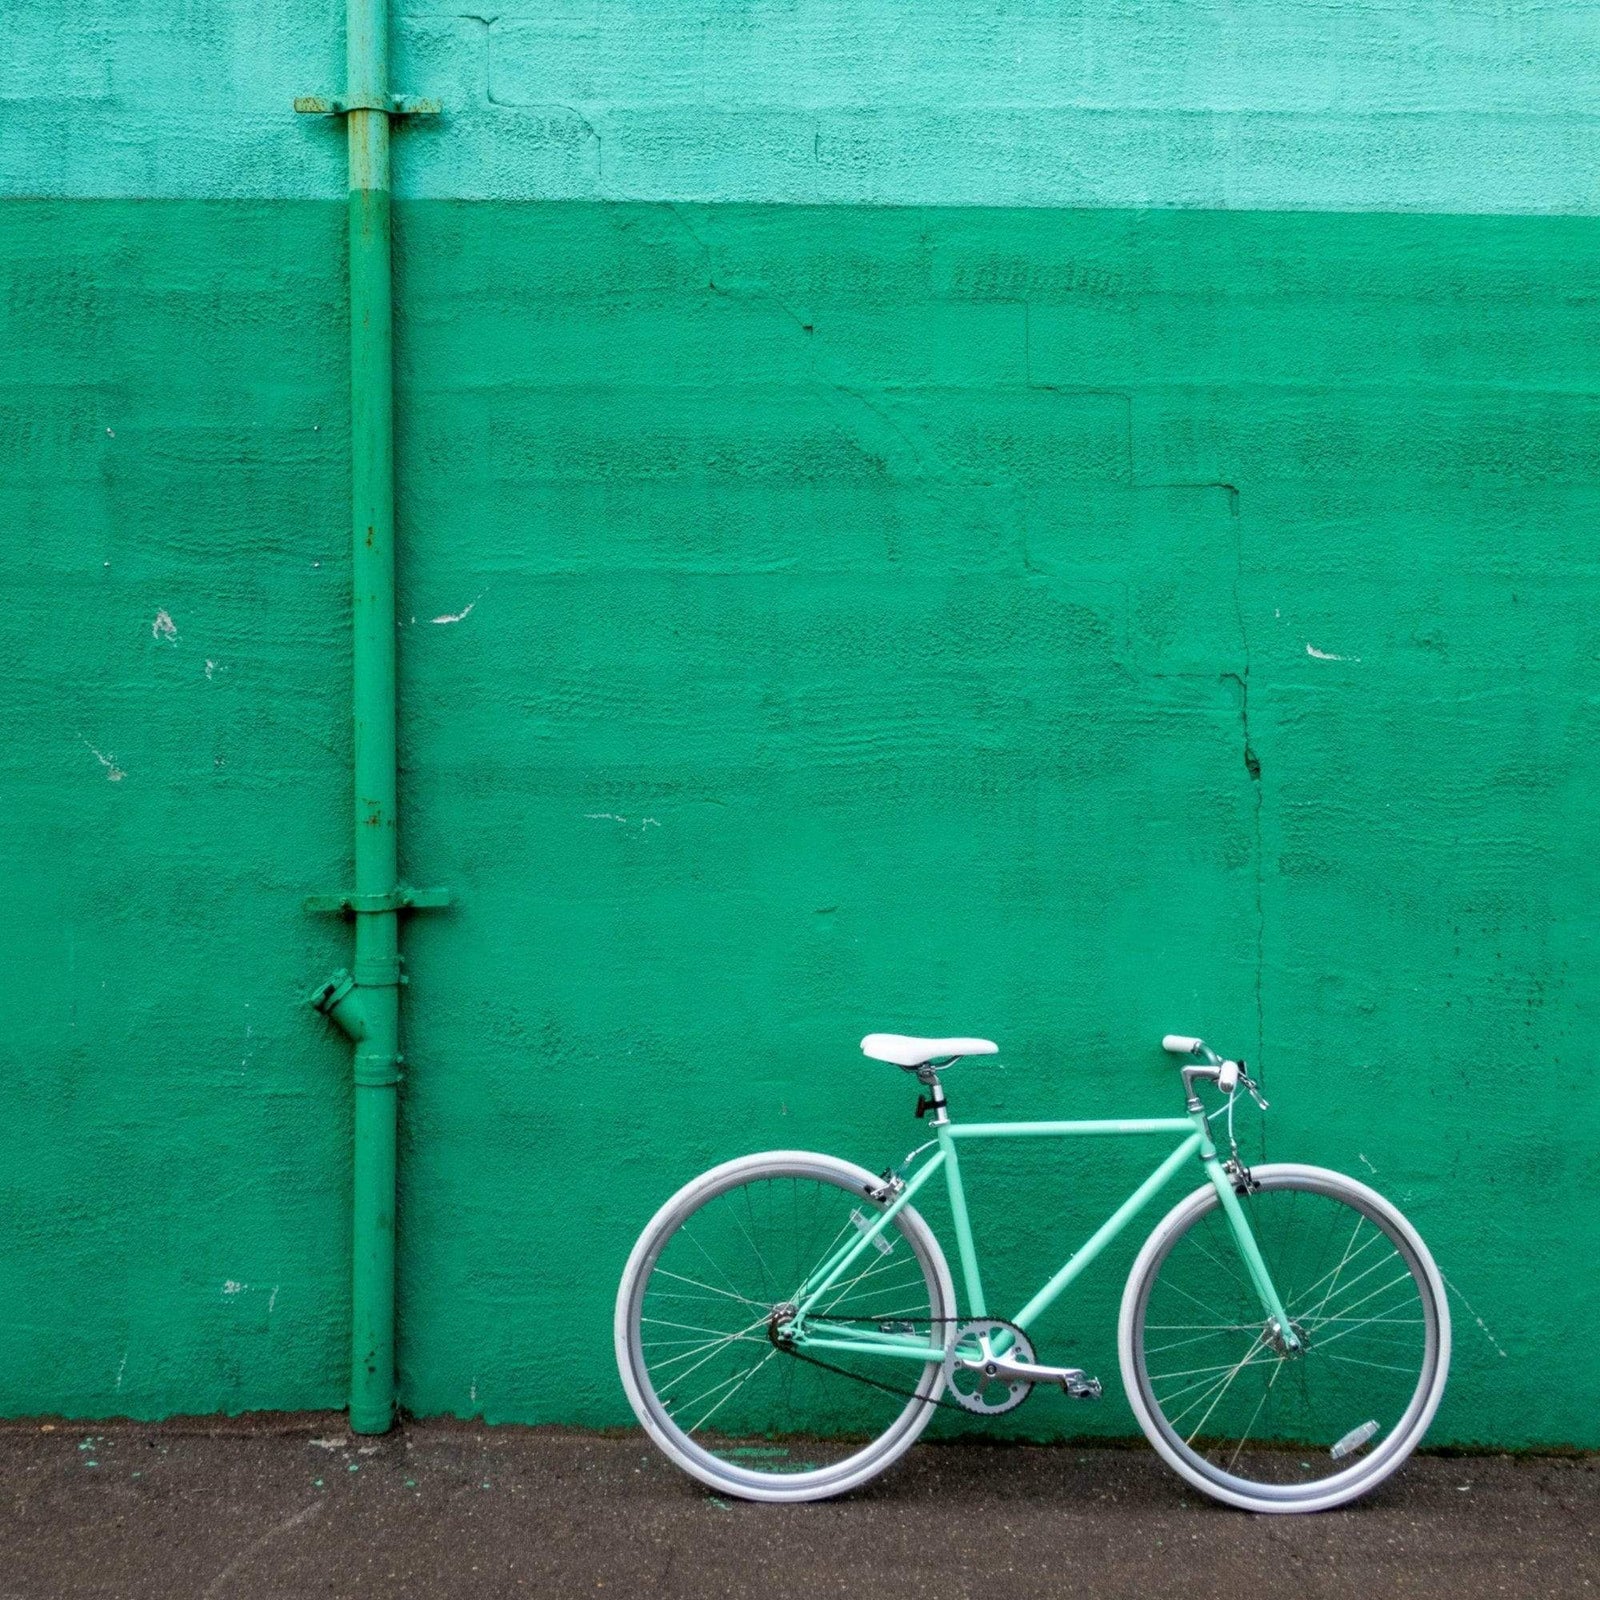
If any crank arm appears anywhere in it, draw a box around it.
[956,1353,1102,1397]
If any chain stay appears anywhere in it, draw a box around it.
[768,1312,1045,1415]
[766,1311,981,1413]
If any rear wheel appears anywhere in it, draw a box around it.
[1120,1164,1450,1512]
[615,1151,955,1502]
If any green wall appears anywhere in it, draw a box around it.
[4,1,1599,1446]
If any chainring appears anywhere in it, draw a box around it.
[942,1318,1036,1415]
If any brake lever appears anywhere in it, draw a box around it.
[1240,1066,1269,1111]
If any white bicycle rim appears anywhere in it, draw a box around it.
[1118,1163,1451,1513]
[615,1150,956,1503]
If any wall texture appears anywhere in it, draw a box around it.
[2,1,1597,1445]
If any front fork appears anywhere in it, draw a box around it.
[1195,1114,1301,1353]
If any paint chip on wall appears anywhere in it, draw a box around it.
[83,740,125,783]
[431,593,483,625]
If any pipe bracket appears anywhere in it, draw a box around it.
[294,95,441,116]
[305,885,451,915]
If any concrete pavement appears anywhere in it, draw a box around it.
[1,1417,1593,1599]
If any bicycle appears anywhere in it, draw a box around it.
[614,1032,1451,1512]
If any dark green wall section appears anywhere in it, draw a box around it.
[2,200,1597,1443]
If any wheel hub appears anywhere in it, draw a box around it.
[766,1302,799,1349]
[1264,1318,1308,1357]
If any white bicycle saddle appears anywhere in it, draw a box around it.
[860,1033,999,1068]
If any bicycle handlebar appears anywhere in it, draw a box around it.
[1164,1034,1269,1109]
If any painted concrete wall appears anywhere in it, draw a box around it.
[2,3,1598,1444]
[8,0,1600,209]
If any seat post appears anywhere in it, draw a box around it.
[915,1063,951,1123]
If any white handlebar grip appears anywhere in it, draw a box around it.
[1162,1034,1203,1055]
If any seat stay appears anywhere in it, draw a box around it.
[791,1150,947,1319]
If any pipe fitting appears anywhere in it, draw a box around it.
[310,968,371,1042]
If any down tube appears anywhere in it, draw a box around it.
[1010,1133,1203,1332]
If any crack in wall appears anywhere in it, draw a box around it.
[1220,485,1265,1128]
[468,14,604,173]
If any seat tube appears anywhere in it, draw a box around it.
[938,1122,986,1317]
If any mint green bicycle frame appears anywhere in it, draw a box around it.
[787,1103,1298,1363]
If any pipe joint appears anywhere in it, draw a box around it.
[353,954,403,988]
[353,1048,402,1089]
[310,968,372,1042]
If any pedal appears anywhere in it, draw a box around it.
[1062,1372,1102,1401]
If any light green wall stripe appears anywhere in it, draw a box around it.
[5,1,1600,210]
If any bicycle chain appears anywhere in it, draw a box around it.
[767,1314,1029,1415]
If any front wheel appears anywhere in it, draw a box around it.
[615,1151,956,1502]
[1120,1163,1450,1513]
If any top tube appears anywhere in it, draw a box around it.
[945,1118,1197,1138]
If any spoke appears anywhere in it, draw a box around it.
[687,1347,783,1435]
[1309,1330,1426,1354]
[1153,1353,1282,1384]
[1146,1326,1262,1357]
[1183,1333,1270,1442]
[1305,1305,1420,1344]
[1314,1314,1424,1325]
[1156,1275,1253,1325]
[1290,1219,1381,1321]
[649,1267,768,1310]
[813,1250,921,1316]
[1315,1349,1424,1378]
[731,1188,778,1301]
[1295,1246,1403,1325]
[1182,1225,1257,1299]
[848,1287,933,1315]
[1157,1348,1279,1414]
[1305,1271,1418,1338]
[646,1317,769,1367]
[680,1223,758,1306]
[642,1315,760,1340]
[673,1362,757,1424]
[1225,1356,1286,1472]
[825,1270,930,1314]
[788,1213,861,1303]
[652,1319,770,1387]
[1280,1203,1369,1312]
[644,1332,764,1350]
[1146,1322,1266,1331]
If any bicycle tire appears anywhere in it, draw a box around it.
[1119,1163,1450,1513]
[615,1150,956,1503]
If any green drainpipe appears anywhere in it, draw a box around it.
[298,0,444,1436]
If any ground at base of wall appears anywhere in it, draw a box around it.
[1,1418,1593,1599]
